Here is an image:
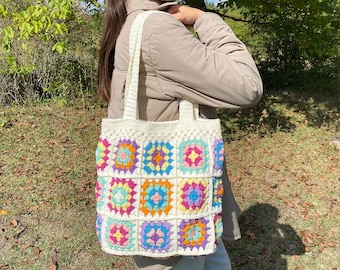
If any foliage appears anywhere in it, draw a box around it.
[0,0,100,53]
[217,0,339,88]
[182,0,207,9]
[0,0,338,105]
[0,0,102,105]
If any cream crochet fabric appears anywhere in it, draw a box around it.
[95,11,225,258]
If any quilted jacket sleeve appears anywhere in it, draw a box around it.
[147,12,263,108]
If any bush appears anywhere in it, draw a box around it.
[217,0,340,90]
[0,43,96,105]
[0,2,101,105]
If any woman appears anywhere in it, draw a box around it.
[97,0,263,269]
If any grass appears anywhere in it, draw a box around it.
[0,87,339,269]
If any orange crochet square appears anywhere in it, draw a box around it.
[140,179,173,216]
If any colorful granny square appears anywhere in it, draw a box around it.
[95,176,107,209]
[214,214,223,242]
[178,179,208,214]
[178,218,210,250]
[213,139,225,171]
[212,177,224,209]
[96,214,103,244]
[96,138,111,171]
[178,139,209,174]
[143,142,174,176]
[112,139,140,173]
[140,221,173,252]
[108,178,137,215]
[105,218,135,251]
[140,179,173,216]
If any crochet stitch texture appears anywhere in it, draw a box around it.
[95,11,225,258]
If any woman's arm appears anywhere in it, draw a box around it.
[148,7,263,108]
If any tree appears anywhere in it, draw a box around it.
[183,0,207,9]
[0,0,100,53]
[217,0,339,78]
[0,0,101,104]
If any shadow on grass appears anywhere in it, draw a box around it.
[226,203,305,270]
[218,87,340,143]
[280,87,340,130]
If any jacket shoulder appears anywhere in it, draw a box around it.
[143,11,184,33]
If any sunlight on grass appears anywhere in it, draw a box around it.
[1,88,339,269]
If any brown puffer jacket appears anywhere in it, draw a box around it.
[108,0,263,242]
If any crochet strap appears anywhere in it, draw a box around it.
[179,100,199,121]
[123,11,198,121]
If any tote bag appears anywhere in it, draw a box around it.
[95,11,225,258]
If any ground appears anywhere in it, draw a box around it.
[1,88,339,269]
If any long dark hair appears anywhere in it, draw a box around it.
[97,0,127,102]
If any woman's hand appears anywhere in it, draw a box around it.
[168,5,204,27]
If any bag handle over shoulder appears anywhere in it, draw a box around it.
[123,11,199,121]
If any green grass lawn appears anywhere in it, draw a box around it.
[1,88,339,269]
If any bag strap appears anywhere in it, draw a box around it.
[123,11,199,121]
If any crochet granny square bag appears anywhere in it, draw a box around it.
[95,11,225,258]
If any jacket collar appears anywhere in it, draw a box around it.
[126,0,177,15]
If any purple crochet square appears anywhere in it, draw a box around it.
[140,221,173,252]
[112,139,140,173]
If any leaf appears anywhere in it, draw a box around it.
[0,209,10,215]
[54,23,64,35]
[0,5,8,17]
[0,117,8,127]
[49,249,58,270]
[21,243,32,250]
[52,42,65,54]
[245,230,257,240]
[34,247,41,256]
[49,259,57,270]
[10,219,18,227]
[3,26,14,39]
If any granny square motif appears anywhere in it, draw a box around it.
[178,139,209,174]
[95,11,225,258]
[143,141,174,176]
[140,179,174,217]
[177,178,209,215]
[139,220,174,253]
[112,139,140,174]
